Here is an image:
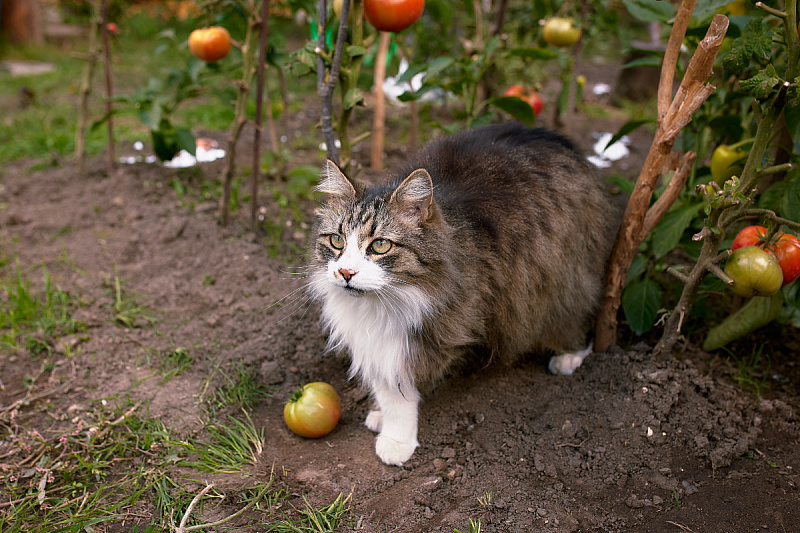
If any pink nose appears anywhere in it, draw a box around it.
[338,268,356,281]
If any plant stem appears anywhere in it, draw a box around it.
[219,0,258,226]
[75,0,100,172]
[100,0,114,175]
[251,0,270,230]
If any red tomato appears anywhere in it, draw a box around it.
[106,22,118,35]
[503,85,543,116]
[724,246,783,297]
[188,26,231,63]
[731,225,800,285]
[364,0,425,33]
[283,382,341,438]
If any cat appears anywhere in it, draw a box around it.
[307,123,619,466]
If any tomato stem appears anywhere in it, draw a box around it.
[287,385,305,404]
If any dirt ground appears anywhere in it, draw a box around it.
[2,83,800,531]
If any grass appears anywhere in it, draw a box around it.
[0,258,85,355]
[727,344,771,399]
[106,268,158,328]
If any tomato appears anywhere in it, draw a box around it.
[283,382,341,438]
[710,144,747,185]
[724,246,783,298]
[503,85,543,116]
[188,26,231,63]
[106,22,118,35]
[364,0,425,33]
[543,18,582,47]
[731,225,800,285]
[333,0,358,22]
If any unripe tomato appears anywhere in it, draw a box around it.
[188,26,231,63]
[284,382,341,438]
[543,18,582,47]
[333,0,358,22]
[503,84,543,116]
[732,225,800,285]
[710,144,746,185]
[724,246,783,297]
[364,0,425,33]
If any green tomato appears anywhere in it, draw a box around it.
[543,18,582,47]
[724,246,783,298]
[284,382,341,438]
[710,144,746,185]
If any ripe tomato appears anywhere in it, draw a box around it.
[364,0,425,33]
[503,85,543,116]
[731,225,800,285]
[542,18,582,47]
[188,26,231,63]
[284,382,341,438]
[724,246,783,297]
[710,144,747,185]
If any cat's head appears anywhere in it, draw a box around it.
[310,160,443,297]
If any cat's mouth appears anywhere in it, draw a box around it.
[342,284,366,296]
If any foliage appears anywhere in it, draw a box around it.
[616,1,800,345]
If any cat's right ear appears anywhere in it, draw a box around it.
[316,160,357,200]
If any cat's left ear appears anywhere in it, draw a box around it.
[390,169,436,225]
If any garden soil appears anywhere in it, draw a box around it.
[1,113,799,531]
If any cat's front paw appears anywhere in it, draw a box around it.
[375,434,417,466]
[364,410,382,433]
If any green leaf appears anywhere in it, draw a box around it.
[691,0,741,23]
[489,96,536,127]
[622,278,662,335]
[506,47,559,60]
[702,293,783,351]
[784,103,800,143]
[343,88,365,110]
[621,56,662,69]
[606,176,636,196]
[626,254,648,285]
[781,175,800,222]
[397,62,428,83]
[622,0,675,23]
[139,104,163,131]
[605,119,654,151]
[739,64,783,100]
[650,203,702,259]
[346,45,368,58]
[722,19,772,75]
[423,57,455,79]
[175,128,196,157]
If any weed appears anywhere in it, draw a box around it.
[106,269,158,328]
[727,344,771,399]
[206,362,273,416]
[672,487,681,508]
[270,493,352,533]
[158,347,193,382]
[0,259,85,354]
[168,412,264,473]
[455,517,482,533]
[477,490,492,508]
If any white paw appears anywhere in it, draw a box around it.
[365,410,383,433]
[375,434,418,466]
[548,345,593,375]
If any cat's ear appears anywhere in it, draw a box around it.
[390,169,436,224]
[316,160,357,200]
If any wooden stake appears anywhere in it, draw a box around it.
[371,31,391,170]
[100,0,114,175]
[252,0,271,230]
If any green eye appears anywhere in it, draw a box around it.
[370,239,392,254]
[330,234,345,249]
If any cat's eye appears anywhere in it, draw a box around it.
[329,234,345,249]
[370,239,392,254]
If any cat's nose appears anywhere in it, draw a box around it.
[338,268,357,281]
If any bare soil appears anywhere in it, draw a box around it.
[1,97,799,532]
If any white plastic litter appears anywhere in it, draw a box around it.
[587,132,630,169]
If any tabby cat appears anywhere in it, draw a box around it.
[308,123,618,466]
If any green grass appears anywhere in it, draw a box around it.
[105,269,158,328]
[0,259,85,355]
[206,362,273,416]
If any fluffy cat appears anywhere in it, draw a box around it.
[308,123,618,466]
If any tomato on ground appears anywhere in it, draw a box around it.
[284,382,341,438]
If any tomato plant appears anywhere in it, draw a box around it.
[364,0,425,33]
[542,18,581,48]
[188,26,232,63]
[503,85,543,116]
[284,382,341,438]
[732,226,800,285]
[724,246,783,298]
